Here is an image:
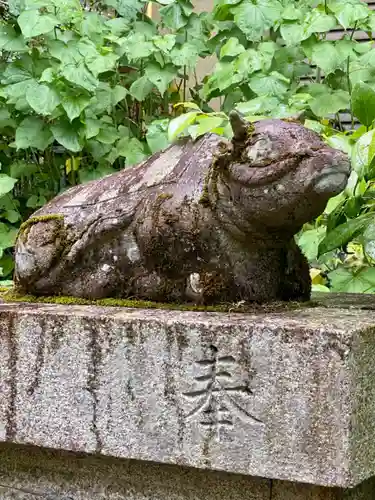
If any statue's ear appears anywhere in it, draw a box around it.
[229,110,249,142]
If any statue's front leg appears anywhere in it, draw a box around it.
[280,239,311,301]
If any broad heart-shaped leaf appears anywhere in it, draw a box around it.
[280,22,305,46]
[62,94,91,121]
[60,62,99,92]
[15,117,53,151]
[0,175,18,198]
[153,34,176,53]
[159,3,188,30]
[318,213,373,256]
[232,0,283,41]
[104,0,144,20]
[129,76,154,101]
[297,227,326,262]
[168,111,199,141]
[249,71,289,97]
[351,129,375,179]
[51,120,83,153]
[84,118,101,139]
[235,96,280,115]
[303,11,336,36]
[328,266,375,293]
[145,64,177,95]
[0,24,27,52]
[25,81,61,116]
[351,82,375,127]
[311,42,344,75]
[146,119,169,154]
[328,0,369,29]
[0,222,18,251]
[310,90,350,118]
[96,125,119,145]
[85,52,119,77]
[220,37,245,59]
[363,222,375,261]
[116,137,146,166]
[188,115,225,140]
[18,9,60,38]
[170,43,200,69]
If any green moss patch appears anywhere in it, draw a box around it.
[0,289,319,314]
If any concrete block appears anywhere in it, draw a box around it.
[0,296,374,493]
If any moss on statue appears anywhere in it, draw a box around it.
[0,288,318,313]
[17,214,65,243]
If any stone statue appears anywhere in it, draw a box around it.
[14,112,350,303]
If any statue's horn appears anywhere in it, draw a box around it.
[229,110,249,141]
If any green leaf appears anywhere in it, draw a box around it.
[51,120,83,153]
[18,9,59,38]
[129,76,154,101]
[116,137,146,166]
[96,126,119,145]
[86,52,119,77]
[112,85,127,106]
[220,37,245,59]
[363,222,375,261]
[282,4,303,21]
[153,34,176,52]
[10,160,38,178]
[351,82,375,127]
[0,175,18,198]
[235,96,280,115]
[297,226,326,261]
[0,223,18,250]
[311,42,341,75]
[15,117,53,150]
[145,63,177,95]
[328,0,369,29]
[280,22,305,46]
[170,43,200,68]
[328,266,375,293]
[168,111,199,141]
[3,210,20,223]
[351,129,375,179]
[60,62,99,92]
[303,11,336,36]
[0,108,16,129]
[310,90,350,117]
[188,115,225,139]
[160,3,188,30]
[104,0,144,20]
[318,213,373,256]
[84,118,101,139]
[249,71,289,96]
[232,0,283,41]
[0,23,27,51]
[62,94,91,121]
[25,81,61,116]
[146,119,170,154]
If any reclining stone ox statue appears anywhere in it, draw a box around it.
[14,112,350,304]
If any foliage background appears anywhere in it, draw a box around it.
[1,0,375,293]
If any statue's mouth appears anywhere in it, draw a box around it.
[312,156,351,195]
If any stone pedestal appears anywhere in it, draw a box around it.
[0,295,374,498]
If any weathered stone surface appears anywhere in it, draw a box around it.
[14,115,350,303]
[0,299,375,489]
[0,443,373,500]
